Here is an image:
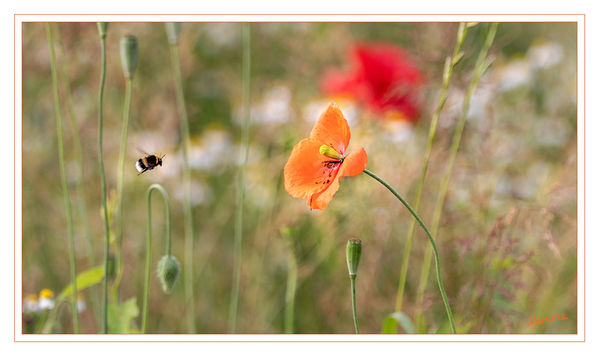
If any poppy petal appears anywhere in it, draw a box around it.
[310,103,351,155]
[284,138,341,199]
[339,147,368,177]
[309,173,342,210]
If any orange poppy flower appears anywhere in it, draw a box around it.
[284,103,368,209]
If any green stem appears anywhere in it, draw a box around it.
[45,23,80,334]
[97,29,110,334]
[350,276,359,334]
[416,23,498,332]
[50,23,101,328]
[394,22,469,315]
[168,32,196,334]
[283,232,297,333]
[112,77,133,302]
[228,22,251,333]
[142,184,172,333]
[363,169,456,333]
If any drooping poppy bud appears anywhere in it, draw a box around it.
[346,238,362,278]
[157,255,180,294]
[120,35,138,79]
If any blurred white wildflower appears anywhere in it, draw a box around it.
[204,23,239,47]
[527,41,564,71]
[77,293,86,312]
[243,85,294,126]
[497,57,532,92]
[439,88,465,127]
[38,289,55,311]
[173,180,212,207]
[23,294,39,314]
[467,81,496,120]
[188,129,234,171]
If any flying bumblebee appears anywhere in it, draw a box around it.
[136,153,165,175]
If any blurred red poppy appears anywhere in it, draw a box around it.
[321,42,424,123]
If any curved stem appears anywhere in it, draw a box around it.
[142,184,172,333]
[113,77,133,301]
[416,23,498,332]
[394,23,469,315]
[350,276,359,334]
[97,30,110,334]
[228,22,251,333]
[46,23,80,334]
[363,169,456,333]
[168,33,196,334]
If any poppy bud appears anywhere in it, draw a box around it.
[157,255,180,294]
[120,35,138,79]
[346,238,362,278]
[97,22,109,39]
[165,22,182,45]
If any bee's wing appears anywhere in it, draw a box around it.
[137,147,150,156]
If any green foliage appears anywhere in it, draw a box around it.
[107,298,139,333]
[58,266,105,301]
[382,312,416,334]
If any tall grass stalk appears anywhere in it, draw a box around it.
[113,34,137,300]
[45,23,81,334]
[166,22,196,333]
[282,229,297,333]
[228,22,251,333]
[96,22,110,334]
[394,23,469,315]
[111,76,132,302]
[142,184,172,333]
[50,22,101,326]
[363,169,456,333]
[415,23,498,332]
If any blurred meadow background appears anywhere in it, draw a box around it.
[22,22,577,334]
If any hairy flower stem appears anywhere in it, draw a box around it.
[142,184,172,333]
[97,24,110,334]
[45,23,81,334]
[363,169,456,333]
[168,31,196,334]
[112,77,133,302]
[394,23,469,316]
[416,23,498,332]
[228,22,251,333]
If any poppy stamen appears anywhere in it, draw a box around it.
[319,144,344,161]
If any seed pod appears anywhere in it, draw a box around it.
[97,22,109,38]
[346,238,362,278]
[157,255,180,294]
[120,35,138,79]
[165,23,182,45]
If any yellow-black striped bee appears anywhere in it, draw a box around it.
[136,153,165,175]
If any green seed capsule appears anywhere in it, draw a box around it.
[157,255,180,294]
[120,35,138,79]
[97,22,109,38]
[346,238,362,278]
